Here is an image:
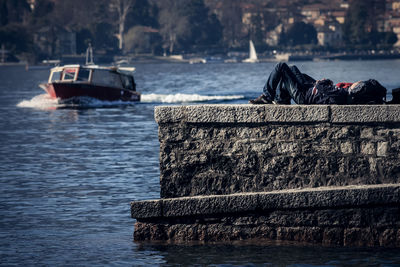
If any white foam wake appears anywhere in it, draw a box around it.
[141,93,244,103]
[17,94,131,109]
[17,94,59,110]
[17,93,245,110]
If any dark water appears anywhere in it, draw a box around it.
[1,61,400,266]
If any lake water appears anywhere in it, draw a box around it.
[1,61,400,266]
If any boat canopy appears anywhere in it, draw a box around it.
[48,65,136,90]
[49,65,135,73]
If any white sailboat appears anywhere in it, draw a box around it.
[242,40,259,63]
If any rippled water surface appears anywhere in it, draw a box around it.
[1,61,400,266]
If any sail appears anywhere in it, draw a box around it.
[249,40,258,61]
[243,40,259,63]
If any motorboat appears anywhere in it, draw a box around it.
[39,64,140,102]
[39,44,140,102]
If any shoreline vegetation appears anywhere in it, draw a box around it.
[2,0,399,69]
[2,50,400,67]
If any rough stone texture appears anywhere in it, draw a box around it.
[132,105,400,246]
[155,104,400,124]
[132,184,400,247]
[133,206,400,246]
[330,105,400,123]
[131,184,400,219]
[156,105,400,198]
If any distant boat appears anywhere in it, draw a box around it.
[39,65,140,102]
[189,57,207,64]
[242,40,259,63]
[39,44,140,102]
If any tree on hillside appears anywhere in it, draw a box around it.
[29,0,55,33]
[110,0,136,50]
[218,0,244,48]
[283,22,317,46]
[124,25,161,54]
[125,0,158,29]
[181,0,222,49]
[0,0,30,26]
[157,0,190,54]
[343,0,369,45]
[0,0,32,56]
[43,0,118,54]
[0,24,32,53]
[155,0,222,54]
[343,0,386,46]
[86,1,118,53]
[248,13,264,46]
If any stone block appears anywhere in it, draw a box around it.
[131,200,162,219]
[155,106,186,124]
[185,105,267,123]
[340,141,353,154]
[330,105,400,123]
[276,227,323,243]
[158,125,185,142]
[361,142,376,155]
[162,193,259,217]
[343,228,379,247]
[263,105,329,123]
[377,142,389,157]
[360,128,374,139]
[379,229,398,247]
[322,228,344,246]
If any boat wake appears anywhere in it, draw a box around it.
[140,93,244,103]
[17,94,60,110]
[17,93,245,110]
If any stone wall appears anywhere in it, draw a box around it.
[156,105,400,198]
[131,104,400,246]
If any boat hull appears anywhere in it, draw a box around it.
[41,82,140,102]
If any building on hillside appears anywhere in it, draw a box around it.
[386,17,400,46]
[393,1,400,10]
[300,1,347,46]
[384,1,400,46]
[301,1,348,24]
[332,10,346,24]
[266,24,284,46]
[317,24,343,46]
[301,4,327,21]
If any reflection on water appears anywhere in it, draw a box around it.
[137,242,400,266]
[1,61,400,265]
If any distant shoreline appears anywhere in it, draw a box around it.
[2,52,400,67]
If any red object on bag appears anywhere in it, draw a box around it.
[336,82,353,89]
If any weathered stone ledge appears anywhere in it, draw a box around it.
[131,184,400,219]
[155,104,400,124]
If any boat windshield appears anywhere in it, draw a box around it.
[91,69,122,88]
[77,68,90,81]
[50,70,62,82]
[63,68,77,81]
